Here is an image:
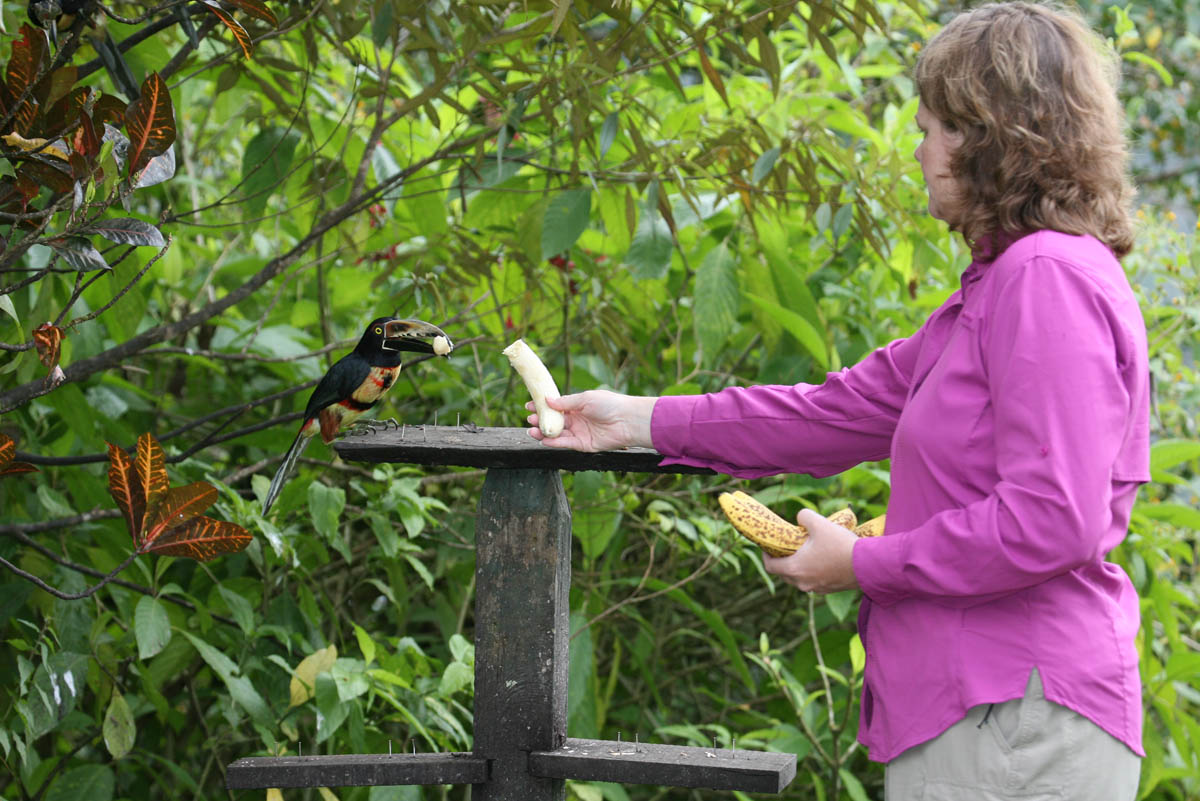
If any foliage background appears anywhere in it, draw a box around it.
[1,1,1197,800]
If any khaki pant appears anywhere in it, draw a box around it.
[884,670,1140,801]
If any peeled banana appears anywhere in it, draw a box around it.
[503,338,565,437]
[718,490,886,557]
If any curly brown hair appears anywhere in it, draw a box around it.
[914,2,1135,259]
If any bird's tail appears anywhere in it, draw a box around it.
[262,432,312,515]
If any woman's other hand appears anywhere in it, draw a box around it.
[763,509,860,594]
[526,390,657,452]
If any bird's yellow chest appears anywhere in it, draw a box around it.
[351,365,401,404]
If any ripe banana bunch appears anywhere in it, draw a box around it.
[718,490,886,557]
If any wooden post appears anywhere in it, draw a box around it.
[226,428,797,796]
[473,468,571,801]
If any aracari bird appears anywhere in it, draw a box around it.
[262,317,453,514]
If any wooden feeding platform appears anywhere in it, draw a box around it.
[226,425,795,799]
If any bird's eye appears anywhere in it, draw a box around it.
[374,327,383,334]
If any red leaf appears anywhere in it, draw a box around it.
[134,433,169,533]
[143,516,252,562]
[142,482,217,546]
[74,110,100,159]
[6,26,47,99]
[32,322,63,369]
[0,462,38,477]
[221,0,279,27]
[124,73,176,178]
[201,2,254,59]
[107,442,144,543]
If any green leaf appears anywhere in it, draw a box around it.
[694,242,739,365]
[241,127,301,220]
[438,661,473,698]
[217,585,255,635]
[182,632,272,728]
[352,623,376,665]
[541,189,591,261]
[1149,439,1200,472]
[744,292,829,370]
[625,211,672,280]
[839,767,871,801]
[1138,503,1200,531]
[134,596,171,660]
[315,673,349,743]
[599,112,619,158]
[752,146,780,184]
[45,765,115,801]
[103,691,135,759]
[1122,51,1173,86]
[308,482,347,559]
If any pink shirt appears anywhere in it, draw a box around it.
[651,231,1149,762]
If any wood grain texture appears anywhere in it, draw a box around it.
[332,425,714,474]
[472,468,571,801]
[529,738,797,793]
[224,753,487,788]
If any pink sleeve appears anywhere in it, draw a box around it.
[650,334,922,478]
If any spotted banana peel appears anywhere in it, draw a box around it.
[718,490,886,557]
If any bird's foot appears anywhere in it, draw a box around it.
[346,418,401,437]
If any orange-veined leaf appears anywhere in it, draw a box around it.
[32,322,63,368]
[220,0,278,27]
[124,73,177,178]
[143,516,252,562]
[201,2,254,59]
[142,482,218,547]
[135,433,169,534]
[6,26,47,99]
[107,442,144,542]
[0,433,38,478]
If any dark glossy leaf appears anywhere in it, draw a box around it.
[47,236,109,271]
[6,26,47,100]
[80,218,166,247]
[124,73,176,178]
[32,322,62,368]
[142,482,217,547]
[202,1,254,58]
[93,93,128,127]
[134,147,175,188]
[144,516,253,561]
[73,111,101,159]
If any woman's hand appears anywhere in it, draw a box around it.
[763,509,860,594]
[526,390,657,452]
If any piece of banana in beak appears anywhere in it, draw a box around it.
[382,319,453,355]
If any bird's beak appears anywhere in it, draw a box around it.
[382,318,453,356]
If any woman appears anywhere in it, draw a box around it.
[527,2,1147,799]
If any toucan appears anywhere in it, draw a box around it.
[261,317,453,515]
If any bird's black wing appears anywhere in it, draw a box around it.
[302,352,371,421]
